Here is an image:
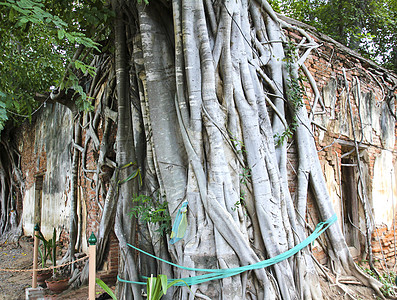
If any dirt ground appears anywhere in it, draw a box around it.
[0,237,32,299]
[319,274,382,300]
[0,236,388,299]
[0,236,114,300]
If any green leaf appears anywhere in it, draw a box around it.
[0,0,114,135]
[158,274,168,296]
[167,278,191,289]
[119,168,142,185]
[17,0,35,9]
[145,274,192,300]
[147,275,157,300]
[7,3,29,15]
[57,29,65,40]
[95,278,117,300]
[17,16,29,24]
[74,60,87,73]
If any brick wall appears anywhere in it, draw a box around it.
[286,26,397,265]
[14,103,119,276]
[77,114,119,276]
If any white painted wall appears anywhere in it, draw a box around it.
[324,162,343,228]
[22,187,35,236]
[21,103,73,240]
[372,150,397,228]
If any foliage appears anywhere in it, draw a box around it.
[49,228,56,269]
[129,194,171,236]
[284,42,304,111]
[229,133,246,154]
[96,278,117,300]
[146,274,190,300]
[0,94,8,132]
[271,0,397,71]
[239,167,251,185]
[274,41,303,146]
[0,0,112,131]
[229,132,249,213]
[118,164,142,186]
[35,227,56,268]
[358,264,396,298]
[36,227,69,279]
[232,191,247,212]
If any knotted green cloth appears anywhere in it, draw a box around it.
[119,214,337,287]
[169,201,188,244]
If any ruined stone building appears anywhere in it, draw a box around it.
[7,20,397,277]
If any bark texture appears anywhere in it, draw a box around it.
[28,0,387,299]
[93,0,384,299]
[0,131,23,243]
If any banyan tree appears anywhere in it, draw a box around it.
[85,0,384,298]
[0,0,390,299]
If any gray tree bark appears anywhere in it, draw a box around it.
[67,0,386,299]
[112,1,142,299]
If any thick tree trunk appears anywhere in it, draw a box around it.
[68,116,82,270]
[0,137,23,242]
[112,1,142,299]
[66,0,386,299]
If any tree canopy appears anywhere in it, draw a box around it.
[1,0,396,132]
[0,0,111,131]
[271,0,397,72]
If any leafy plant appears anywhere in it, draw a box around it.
[239,167,251,185]
[273,40,304,147]
[271,0,397,72]
[36,227,70,279]
[230,135,246,154]
[232,191,246,212]
[274,126,294,146]
[35,227,57,269]
[95,269,190,300]
[358,264,396,298]
[0,0,112,133]
[96,278,117,300]
[146,274,190,300]
[129,195,171,236]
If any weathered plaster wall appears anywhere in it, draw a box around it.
[19,103,73,239]
[16,102,119,276]
[287,26,397,263]
[324,162,342,227]
[21,188,35,234]
[372,151,397,228]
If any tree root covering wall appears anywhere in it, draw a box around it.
[285,25,397,268]
[5,1,397,299]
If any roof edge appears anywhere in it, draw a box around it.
[277,13,397,84]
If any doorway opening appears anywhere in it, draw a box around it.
[341,155,361,253]
[34,174,44,227]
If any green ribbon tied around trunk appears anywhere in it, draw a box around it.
[118,214,337,287]
[169,201,188,244]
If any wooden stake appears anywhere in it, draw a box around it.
[32,224,39,288]
[88,232,97,300]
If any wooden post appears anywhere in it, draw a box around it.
[32,224,40,288]
[88,232,97,300]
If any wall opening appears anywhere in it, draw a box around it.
[34,174,44,227]
[341,155,360,253]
